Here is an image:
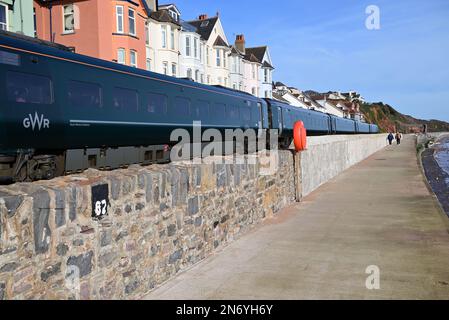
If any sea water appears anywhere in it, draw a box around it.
[434,137,449,185]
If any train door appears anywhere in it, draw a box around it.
[277,107,284,136]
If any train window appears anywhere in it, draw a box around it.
[174,97,191,117]
[240,106,251,121]
[113,87,138,112]
[213,103,226,119]
[227,105,239,120]
[193,100,210,120]
[147,92,167,114]
[68,81,102,109]
[7,71,53,104]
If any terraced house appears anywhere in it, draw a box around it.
[0,0,35,36]
[33,0,158,68]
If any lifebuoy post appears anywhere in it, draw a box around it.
[294,121,307,152]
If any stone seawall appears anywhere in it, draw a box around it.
[300,134,387,197]
[0,152,296,299]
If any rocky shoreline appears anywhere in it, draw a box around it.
[421,136,449,216]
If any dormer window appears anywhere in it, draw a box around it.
[169,10,178,21]
[200,21,209,27]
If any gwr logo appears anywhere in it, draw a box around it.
[23,112,50,131]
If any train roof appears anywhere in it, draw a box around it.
[0,31,260,103]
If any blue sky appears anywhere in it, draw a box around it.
[171,0,449,122]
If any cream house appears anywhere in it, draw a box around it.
[187,14,231,87]
[146,5,181,76]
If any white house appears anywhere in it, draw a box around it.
[246,46,274,98]
[187,14,231,87]
[314,98,345,117]
[273,82,328,112]
[146,6,181,77]
[234,34,274,98]
[178,18,206,82]
[229,38,244,91]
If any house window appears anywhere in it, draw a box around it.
[146,58,151,71]
[163,62,168,75]
[264,69,269,82]
[170,27,175,50]
[216,49,220,67]
[233,83,237,90]
[130,50,137,67]
[185,36,191,56]
[33,8,37,37]
[171,63,177,77]
[206,46,210,65]
[128,9,136,36]
[117,48,126,64]
[200,74,204,83]
[116,6,124,33]
[63,4,75,33]
[194,38,198,58]
[251,87,256,95]
[145,22,150,45]
[200,43,203,62]
[195,70,199,82]
[0,4,7,31]
[223,50,226,68]
[161,26,167,48]
[187,68,192,79]
[252,64,256,79]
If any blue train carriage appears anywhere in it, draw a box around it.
[0,31,267,182]
[265,99,332,147]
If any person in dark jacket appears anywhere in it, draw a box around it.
[387,133,394,145]
[396,132,403,145]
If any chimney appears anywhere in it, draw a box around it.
[199,14,208,20]
[235,34,245,54]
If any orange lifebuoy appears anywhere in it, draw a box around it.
[293,121,307,151]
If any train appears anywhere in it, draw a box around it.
[0,30,378,183]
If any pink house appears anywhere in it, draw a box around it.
[34,0,158,69]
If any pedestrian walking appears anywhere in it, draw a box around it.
[387,132,394,145]
[396,132,403,145]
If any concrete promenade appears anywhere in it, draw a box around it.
[145,136,449,300]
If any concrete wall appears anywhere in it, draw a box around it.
[300,134,387,197]
[0,152,295,299]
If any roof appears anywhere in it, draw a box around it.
[150,9,180,26]
[245,46,267,63]
[158,3,180,14]
[272,92,290,104]
[275,81,287,87]
[244,53,260,63]
[187,17,219,41]
[262,61,274,69]
[230,46,243,56]
[180,19,197,32]
[213,35,228,47]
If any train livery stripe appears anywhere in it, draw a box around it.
[69,120,246,128]
[0,43,258,101]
